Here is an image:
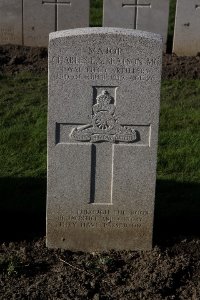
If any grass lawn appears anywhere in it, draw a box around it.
[0,74,199,240]
[90,0,103,27]
[1,75,199,182]
[0,0,199,241]
[0,74,47,178]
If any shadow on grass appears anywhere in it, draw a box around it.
[166,34,173,54]
[154,180,200,246]
[0,177,46,242]
[0,177,199,246]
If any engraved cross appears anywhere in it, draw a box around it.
[56,89,150,206]
[42,0,71,31]
[122,0,151,29]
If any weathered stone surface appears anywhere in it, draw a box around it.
[47,28,162,251]
[23,0,55,47]
[173,0,200,56]
[0,0,89,47]
[23,0,89,47]
[103,0,169,49]
[57,0,89,30]
[0,0,22,45]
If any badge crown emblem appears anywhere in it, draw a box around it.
[70,90,138,143]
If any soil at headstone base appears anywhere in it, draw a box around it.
[1,44,200,79]
[0,238,200,299]
[0,45,48,75]
[0,45,200,299]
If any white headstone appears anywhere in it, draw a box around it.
[0,0,22,45]
[103,0,169,49]
[47,28,162,251]
[23,0,89,47]
[173,0,200,56]
[0,0,90,47]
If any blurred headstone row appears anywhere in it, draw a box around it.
[0,0,200,55]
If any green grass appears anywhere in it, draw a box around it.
[168,0,177,39]
[1,75,199,183]
[0,73,47,178]
[0,74,199,239]
[156,80,200,236]
[158,80,200,183]
[90,0,103,27]
[0,1,199,242]
[1,1,199,242]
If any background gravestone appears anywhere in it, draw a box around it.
[0,0,89,47]
[173,0,200,56]
[103,0,169,50]
[47,28,162,251]
[0,0,22,45]
[24,0,90,47]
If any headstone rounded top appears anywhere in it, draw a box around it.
[49,27,163,43]
[47,23,163,251]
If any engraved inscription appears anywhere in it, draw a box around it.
[0,27,16,42]
[57,209,150,230]
[52,55,160,66]
[88,47,122,55]
[51,48,161,82]
[26,35,46,42]
[70,90,137,143]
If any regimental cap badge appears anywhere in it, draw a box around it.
[70,90,138,143]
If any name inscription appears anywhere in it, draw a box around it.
[51,46,161,82]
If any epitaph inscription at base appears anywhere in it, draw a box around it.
[47,28,162,251]
[0,0,22,45]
